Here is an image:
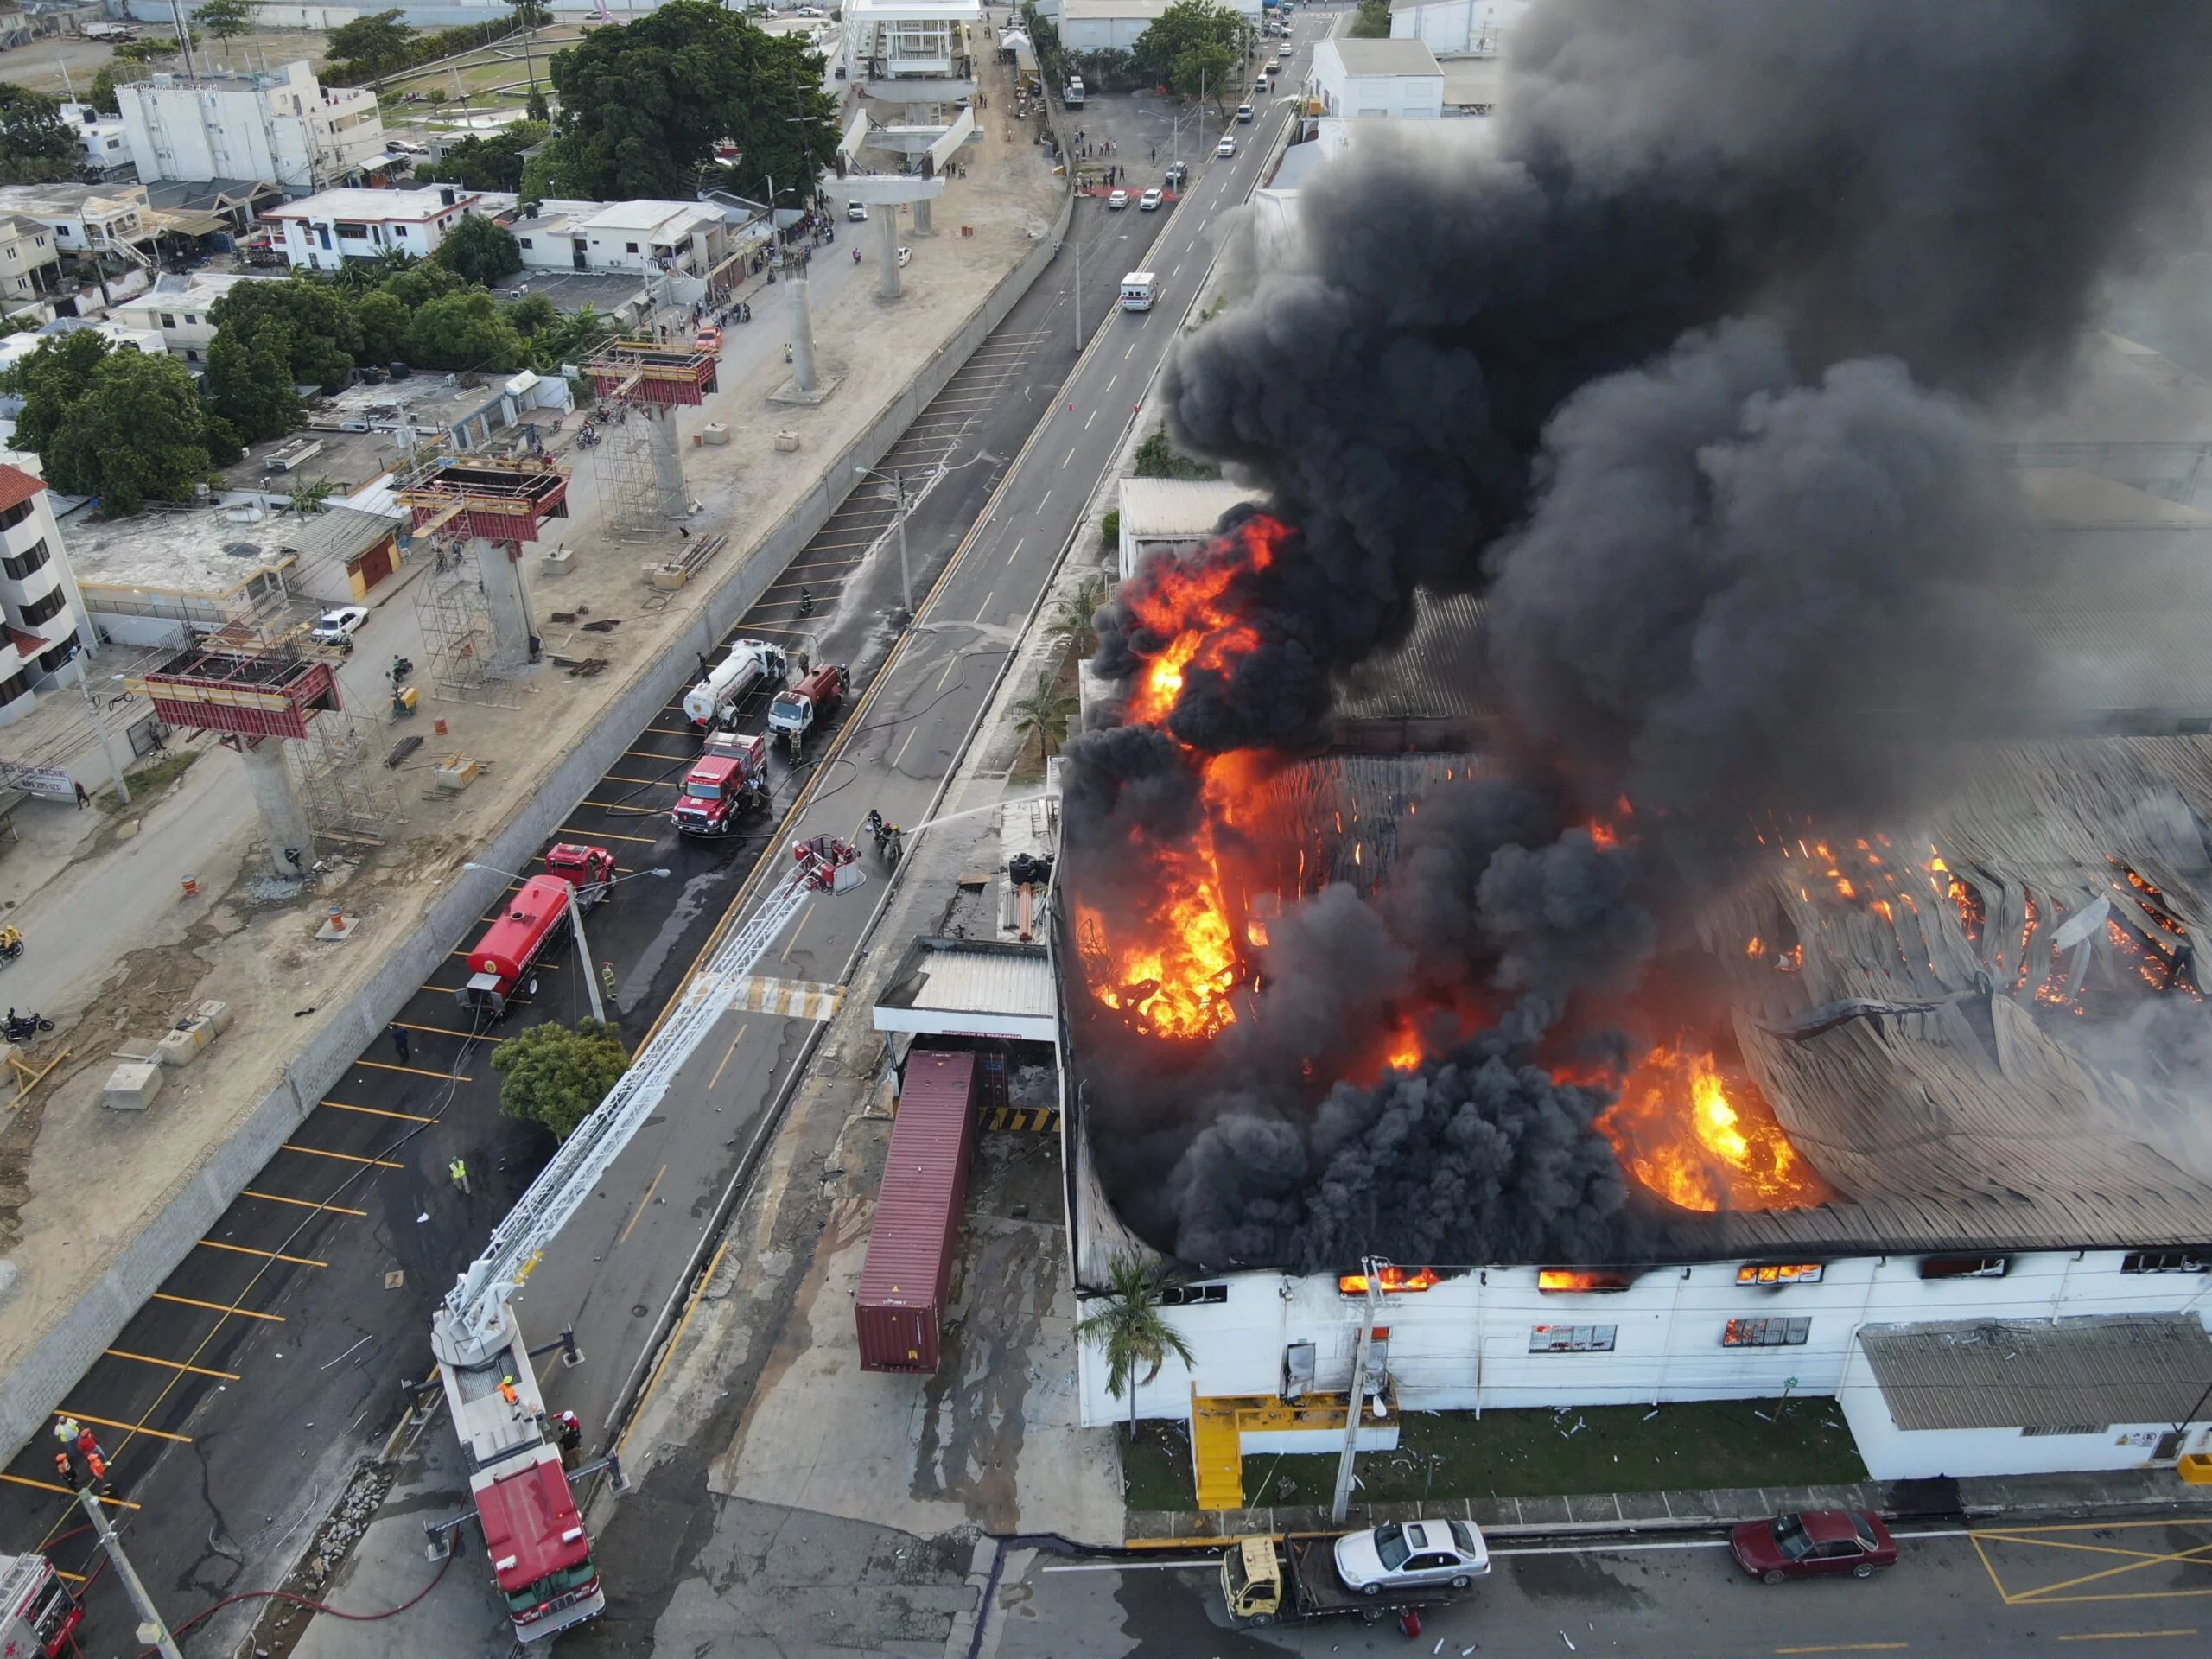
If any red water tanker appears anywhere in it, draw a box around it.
[458,843,616,1018]
[855,1048,980,1373]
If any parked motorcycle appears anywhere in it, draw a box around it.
[4,1008,54,1044]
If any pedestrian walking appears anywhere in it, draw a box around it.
[73,780,88,810]
[449,1156,470,1195]
[1150,144,1156,162]
[389,1022,410,1065]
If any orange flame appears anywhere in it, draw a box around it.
[1596,1044,1832,1214]
[1382,1020,1424,1073]
[1338,1265,1440,1294]
[1121,519,1284,727]
[1536,1268,1633,1293]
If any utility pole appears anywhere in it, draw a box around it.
[854,467,912,615]
[463,861,671,1025]
[75,1489,185,1659]
[1330,1256,1384,1522]
[74,648,129,806]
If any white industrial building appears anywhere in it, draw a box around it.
[0,466,93,727]
[265,185,488,270]
[1054,0,1174,53]
[1306,36,1445,120]
[116,62,388,194]
[1388,0,1531,57]
[1115,477,1264,582]
[844,0,982,95]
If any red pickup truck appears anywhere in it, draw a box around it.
[767,662,847,759]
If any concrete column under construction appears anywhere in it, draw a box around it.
[913,194,933,236]
[239,739,313,879]
[787,271,819,395]
[472,537,539,669]
[641,404,689,518]
[876,210,902,300]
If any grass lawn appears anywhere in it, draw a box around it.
[1116,1398,1866,1511]
[98,749,201,817]
[1243,1398,1867,1508]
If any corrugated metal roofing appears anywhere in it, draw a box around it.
[1857,1314,2212,1431]
[856,1049,978,1310]
[1116,478,1265,541]
[874,937,1054,1039]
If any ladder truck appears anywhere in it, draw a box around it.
[427,835,865,1643]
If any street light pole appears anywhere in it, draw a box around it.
[854,466,913,615]
[75,648,128,806]
[76,1488,185,1659]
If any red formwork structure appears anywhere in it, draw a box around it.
[394,454,571,543]
[584,340,718,408]
[132,645,341,740]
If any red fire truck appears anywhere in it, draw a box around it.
[0,1552,83,1657]
[457,843,618,1018]
[671,732,770,836]
[767,661,847,759]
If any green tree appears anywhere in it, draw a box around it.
[506,0,552,27]
[414,121,548,193]
[1351,0,1392,38]
[30,346,220,513]
[114,38,184,64]
[208,277,361,390]
[492,1018,630,1141]
[409,289,526,371]
[1133,427,1220,480]
[1131,0,1244,104]
[195,0,261,41]
[1046,574,1110,658]
[433,214,524,286]
[1011,671,1077,760]
[353,289,414,366]
[86,66,124,118]
[1073,1255,1197,1440]
[525,84,550,123]
[201,323,300,444]
[0,85,85,185]
[326,9,415,86]
[6,330,113,457]
[541,0,837,202]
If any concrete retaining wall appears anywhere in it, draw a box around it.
[0,189,1074,1461]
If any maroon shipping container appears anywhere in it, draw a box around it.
[855,1050,980,1373]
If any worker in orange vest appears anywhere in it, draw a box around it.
[54,1452,77,1491]
[499,1375,521,1416]
[85,1447,108,1485]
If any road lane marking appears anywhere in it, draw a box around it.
[935,654,964,691]
[974,587,998,620]
[2055,1636,2199,1644]
[320,1101,439,1128]
[618,1165,668,1247]
[198,1239,328,1268]
[1972,1524,2212,1605]
[779,906,816,962]
[1775,1646,1908,1655]
[1063,445,1077,467]
[63,1409,191,1445]
[388,1021,503,1043]
[244,1190,366,1218]
[603,772,679,789]
[1084,409,1097,429]
[105,1350,240,1381]
[558,826,662,845]
[281,1143,405,1169]
[1045,1560,1214,1573]
[154,1291,284,1321]
[706,1022,751,1091]
[353,1058,471,1082]
[893,727,918,769]
[1,1472,140,1509]
[579,798,664,816]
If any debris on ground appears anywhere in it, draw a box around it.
[384,735,424,769]
[237,1458,399,1659]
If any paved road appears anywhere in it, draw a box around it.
[995,1519,2212,1657]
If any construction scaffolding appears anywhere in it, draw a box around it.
[289,705,400,849]
[410,539,516,707]
[584,340,716,541]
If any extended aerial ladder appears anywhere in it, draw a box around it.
[426,835,863,1642]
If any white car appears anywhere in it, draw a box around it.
[1139,187,1163,210]
[1236,102,1254,122]
[310,606,370,645]
[1265,57,1281,73]
[1107,188,1129,209]
[1217,134,1237,158]
[847,200,868,221]
[1333,1519,1491,1597]
[794,3,823,13]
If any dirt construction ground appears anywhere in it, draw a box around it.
[0,39,1062,1446]
[0,28,334,98]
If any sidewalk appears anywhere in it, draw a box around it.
[1125,1464,2212,1545]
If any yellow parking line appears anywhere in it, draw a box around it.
[1,1472,139,1509]
[354,1058,472,1082]
[243,1190,366,1218]
[1776,1646,1907,1655]
[321,1102,439,1125]
[105,1349,240,1381]
[580,798,664,816]
[281,1143,405,1170]
[62,1409,191,1445]
[198,1239,327,1268]
[153,1292,283,1322]
[2055,1633,2198,1643]
[605,772,679,788]
[391,1020,505,1042]
[559,826,662,844]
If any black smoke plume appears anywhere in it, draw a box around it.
[1069,0,2212,1271]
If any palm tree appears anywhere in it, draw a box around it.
[1045,574,1110,659]
[1010,672,1077,760]
[1074,1255,1197,1440]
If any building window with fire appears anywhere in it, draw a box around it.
[1529,1324,1616,1354]
[1736,1262,1824,1287]
[1721,1317,1810,1348]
